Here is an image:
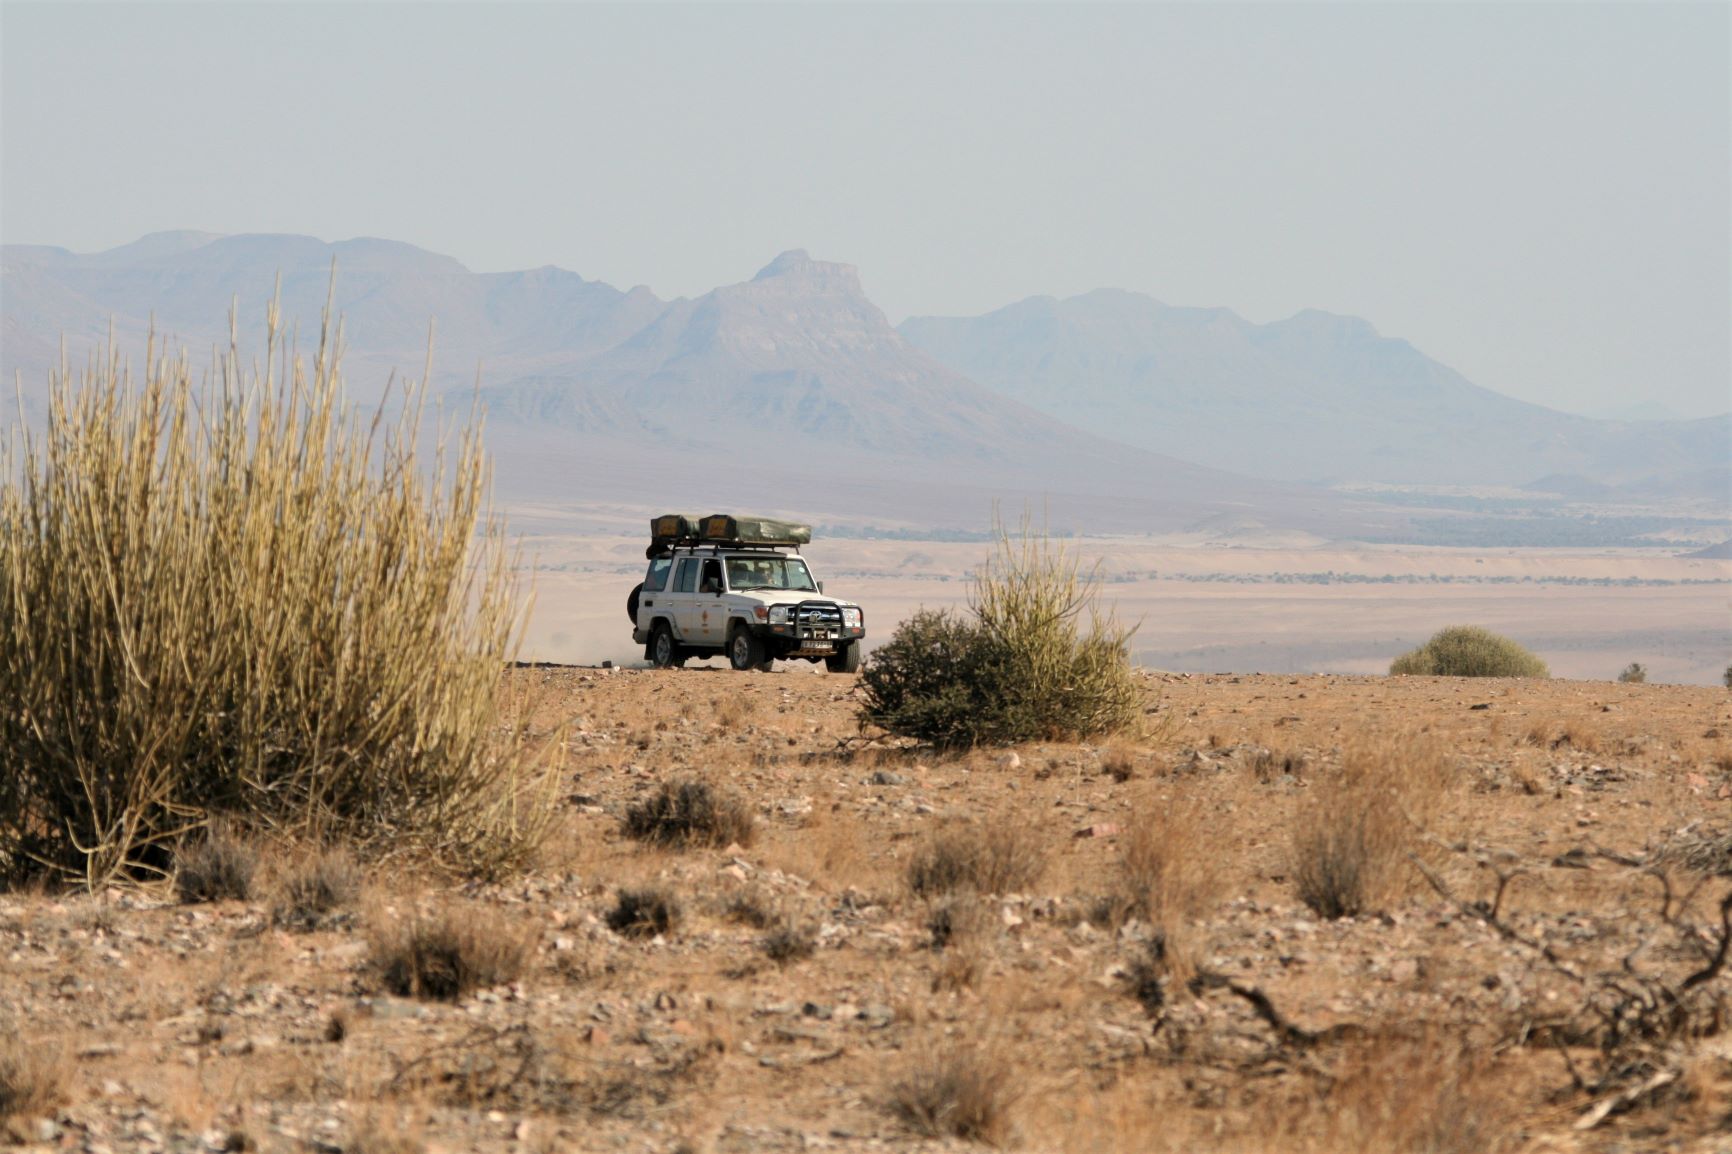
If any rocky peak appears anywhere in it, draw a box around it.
[749,249,863,296]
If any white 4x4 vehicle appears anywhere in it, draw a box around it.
[627,514,865,673]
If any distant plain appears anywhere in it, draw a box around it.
[516,507,1731,686]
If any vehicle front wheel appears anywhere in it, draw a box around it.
[825,640,862,674]
[729,626,772,672]
[650,622,685,669]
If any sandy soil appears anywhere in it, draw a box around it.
[5,670,1732,1152]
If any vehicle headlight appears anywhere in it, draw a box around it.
[768,605,791,625]
[842,607,863,629]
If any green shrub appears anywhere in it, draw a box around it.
[857,610,1010,747]
[859,518,1142,747]
[1617,662,1647,684]
[1389,625,1549,679]
[0,300,552,888]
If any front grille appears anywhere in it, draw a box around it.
[793,601,843,639]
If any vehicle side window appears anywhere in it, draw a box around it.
[674,559,698,593]
[643,557,671,592]
[701,559,723,593]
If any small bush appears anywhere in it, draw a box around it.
[175,823,258,904]
[859,518,1142,747]
[623,780,755,849]
[271,846,363,930]
[607,887,680,938]
[908,821,1046,898]
[0,1038,66,1119]
[370,907,534,1001]
[889,1046,1016,1145]
[1723,664,1730,689]
[1389,625,1548,678]
[0,300,552,887]
[1618,662,1648,684]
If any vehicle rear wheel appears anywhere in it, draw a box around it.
[650,621,684,669]
[729,626,771,672]
[626,582,643,623]
[825,640,861,674]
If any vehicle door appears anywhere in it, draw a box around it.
[667,557,700,640]
[693,557,727,644]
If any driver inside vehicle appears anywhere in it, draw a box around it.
[700,559,724,594]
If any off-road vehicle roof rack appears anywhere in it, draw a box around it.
[647,512,813,557]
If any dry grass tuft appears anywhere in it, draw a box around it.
[1119,794,1222,925]
[907,819,1047,898]
[0,1037,67,1119]
[1291,734,1454,919]
[1121,935,1176,1018]
[607,887,681,938]
[346,1114,425,1154]
[926,894,993,951]
[271,845,363,930]
[1100,744,1138,782]
[761,919,817,963]
[889,1045,1017,1145]
[623,780,756,849]
[369,906,536,1001]
[1652,826,1732,877]
[721,890,775,928]
[175,822,258,904]
[0,297,552,888]
[1257,1032,1514,1153]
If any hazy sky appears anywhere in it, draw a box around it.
[3,2,1728,418]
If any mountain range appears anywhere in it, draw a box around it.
[901,290,1729,495]
[3,232,1725,532]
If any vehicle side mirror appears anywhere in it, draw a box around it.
[817,581,825,594]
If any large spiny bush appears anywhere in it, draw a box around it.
[1389,624,1549,679]
[0,299,551,888]
[860,515,1142,746]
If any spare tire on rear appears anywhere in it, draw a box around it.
[626,582,643,623]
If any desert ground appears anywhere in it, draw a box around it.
[5,668,1732,1153]
[511,520,1731,685]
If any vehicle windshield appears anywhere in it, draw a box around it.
[726,555,817,593]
